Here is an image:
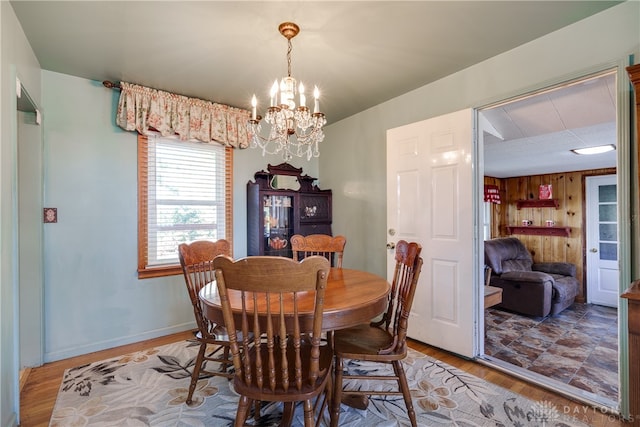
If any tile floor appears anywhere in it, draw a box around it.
[485,303,618,401]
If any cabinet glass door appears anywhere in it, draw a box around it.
[263,195,294,257]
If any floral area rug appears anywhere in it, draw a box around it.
[50,339,589,426]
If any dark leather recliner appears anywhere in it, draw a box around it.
[484,237,579,317]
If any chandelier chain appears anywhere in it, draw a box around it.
[287,39,293,78]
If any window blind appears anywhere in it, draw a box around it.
[144,134,227,267]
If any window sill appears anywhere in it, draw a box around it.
[138,264,182,279]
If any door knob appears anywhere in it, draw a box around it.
[387,242,395,249]
[590,248,598,253]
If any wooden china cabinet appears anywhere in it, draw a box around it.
[247,163,332,257]
[623,63,640,422]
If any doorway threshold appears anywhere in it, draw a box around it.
[477,355,619,416]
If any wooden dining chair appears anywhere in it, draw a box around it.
[213,255,332,427]
[291,234,346,348]
[178,240,234,405]
[330,240,423,427]
[290,234,347,268]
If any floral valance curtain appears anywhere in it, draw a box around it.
[116,82,250,148]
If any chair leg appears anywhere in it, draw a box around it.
[221,345,231,372]
[235,396,251,427]
[303,399,314,427]
[187,343,207,404]
[204,344,231,373]
[253,401,260,423]
[314,378,331,427]
[330,356,343,427]
[393,360,417,427]
[282,402,295,426]
[253,400,261,423]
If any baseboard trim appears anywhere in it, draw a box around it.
[43,322,196,363]
[19,368,32,393]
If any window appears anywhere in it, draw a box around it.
[483,201,492,241]
[138,133,233,278]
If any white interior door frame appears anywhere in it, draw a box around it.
[474,61,631,415]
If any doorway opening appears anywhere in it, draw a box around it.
[477,69,621,411]
[16,81,44,384]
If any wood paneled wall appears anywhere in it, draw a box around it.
[485,167,616,302]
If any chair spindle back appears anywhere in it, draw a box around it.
[291,234,347,268]
[179,239,231,340]
[213,255,331,394]
[374,240,423,355]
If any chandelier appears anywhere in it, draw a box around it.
[248,22,326,161]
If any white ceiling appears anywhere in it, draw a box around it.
[482,72,617,178]
[10,1,620,177]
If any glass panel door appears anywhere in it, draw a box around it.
[586,175,619,308]
[263,195,294,257]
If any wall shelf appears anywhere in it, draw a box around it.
[516,199,559,209]
[506,225,570,237]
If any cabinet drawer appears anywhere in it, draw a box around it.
[299,223,332,236]
[300,195,331,222]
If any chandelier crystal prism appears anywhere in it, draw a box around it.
[248,22,326,161]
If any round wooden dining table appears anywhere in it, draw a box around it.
[198,267,391,332]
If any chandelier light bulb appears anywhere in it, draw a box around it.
[299,83,306,108]
[279,79,286,105]
[270,80,278,107]
[247,22,326,161]
[251,95,257,120]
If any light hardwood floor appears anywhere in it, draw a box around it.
[19,331,625,426]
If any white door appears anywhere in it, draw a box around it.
[386,108,476,358]
[586,174,619,307]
